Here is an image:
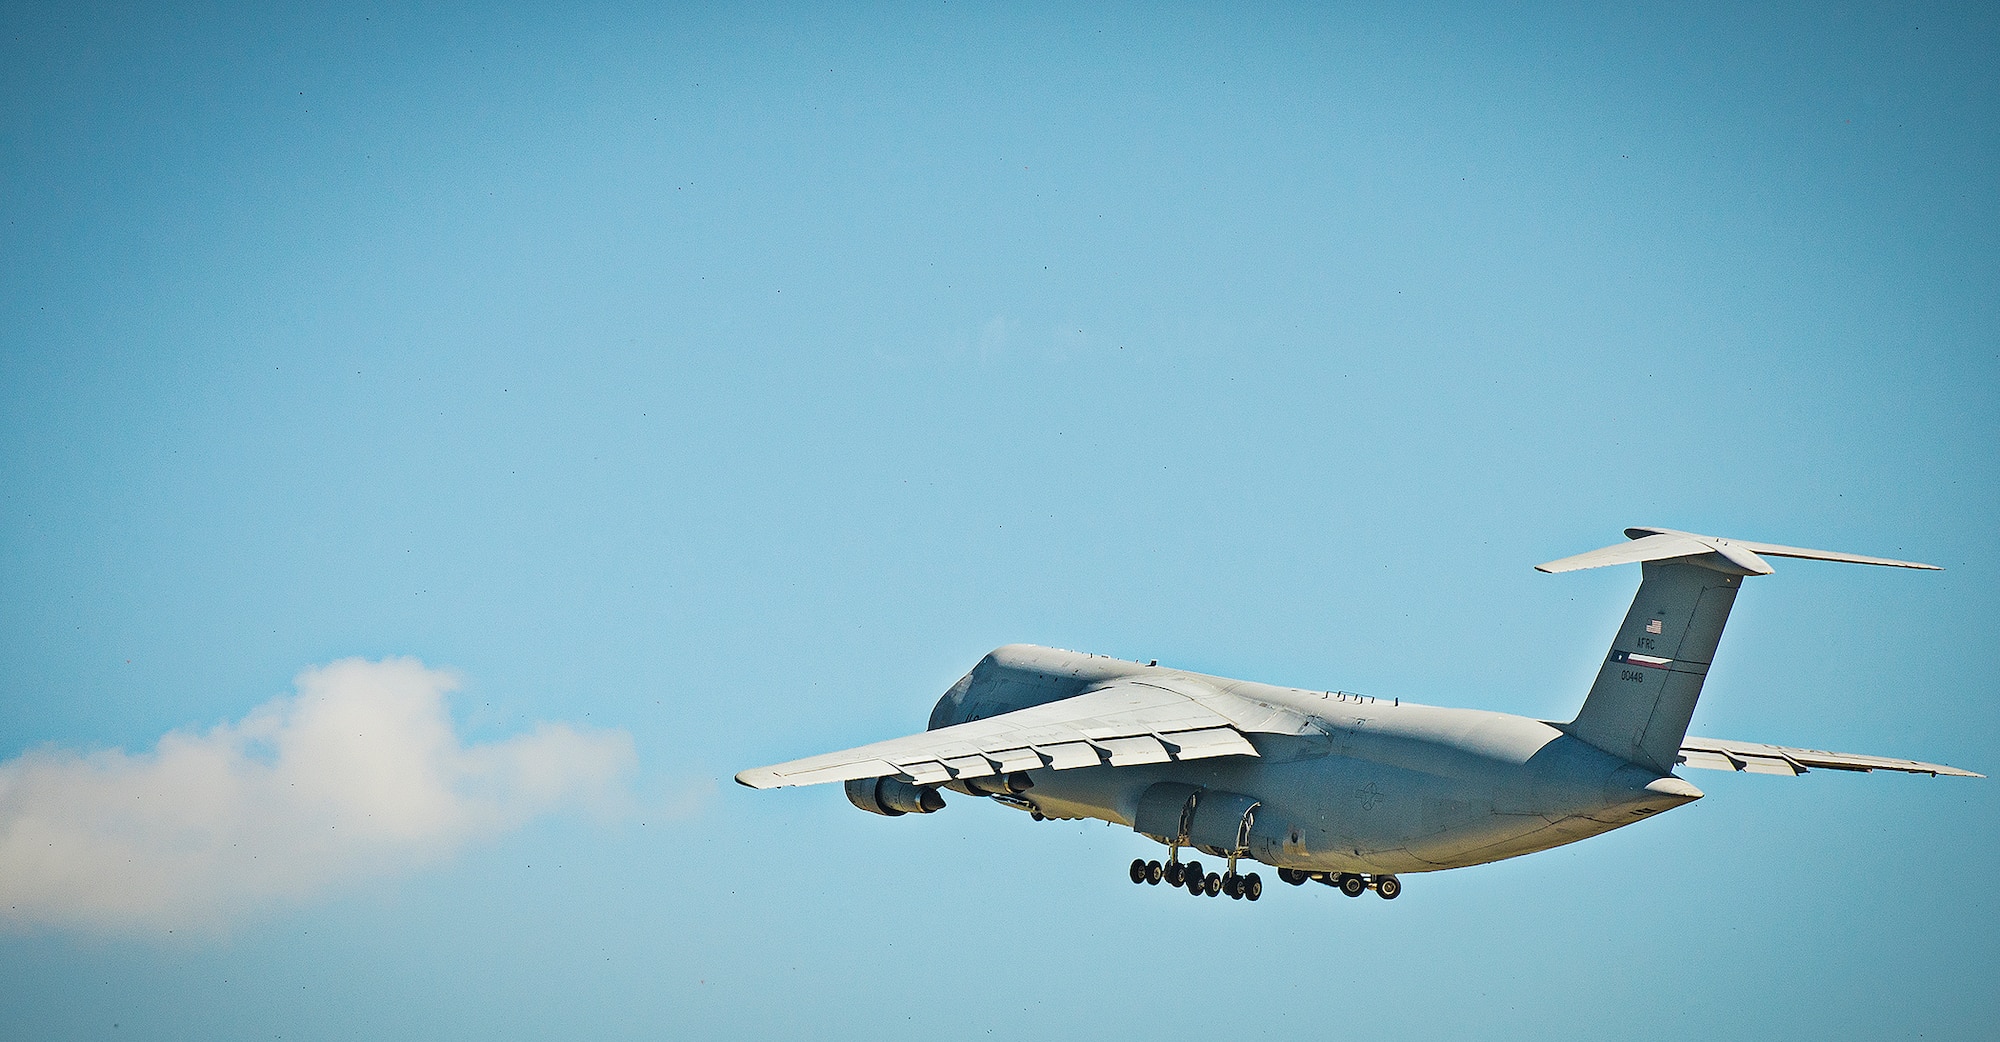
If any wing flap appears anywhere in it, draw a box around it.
[1159,726,1260,759]
[736,678,1265,789]
[1678,736,1981,778]
[939,754,993,779]
[986,747,1048,772]
[900,761,952,785]
[1035,741,1102,770]
[1095,735,1171,766]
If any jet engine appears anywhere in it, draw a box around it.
[957,771,1034,797]
[845,775,945,816]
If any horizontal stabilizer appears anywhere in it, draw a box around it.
[1678,736,1981,778]
[1535,532,1723,574]
[1537,527,1938,575]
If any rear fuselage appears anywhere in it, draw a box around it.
[930,645,1701,874]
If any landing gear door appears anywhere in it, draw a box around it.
[1133,782,1202,845]
[1189,791,1261,857]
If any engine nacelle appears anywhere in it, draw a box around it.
[845,776,946,816]
[961,771,1035,797]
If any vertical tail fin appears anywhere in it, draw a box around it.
[1569,560,1742,772]
[1538,528,1938,774]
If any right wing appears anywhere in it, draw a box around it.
[1678,735,1982,778]
[735,678,1280,790]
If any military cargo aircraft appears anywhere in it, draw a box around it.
[738,528,1979,902]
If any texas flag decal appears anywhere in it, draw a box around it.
[1646,619,1663,634]
[1611,649,1672,669]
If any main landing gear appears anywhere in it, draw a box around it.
[1128,857,1262,901]
[1274,867,1401,898]
[1272,864,1400,896]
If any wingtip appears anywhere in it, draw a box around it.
[733,769,774,789]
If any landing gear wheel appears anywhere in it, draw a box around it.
[1244,873,1263,901]
[1375,874,1401,900]
[1338,873,1368,898]
[1222,873,1241,899]
[1183,861,1205,895]
[1204,872,1223,897]
[1129,859,1147,884]
[1165,861,1185,887]
[1278,867,1308,886]
[1145,860,1164,885]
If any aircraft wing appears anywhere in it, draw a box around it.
[735,679,1269,790]
[1678,736,1982,778]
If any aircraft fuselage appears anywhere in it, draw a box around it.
[929,645,1702,874]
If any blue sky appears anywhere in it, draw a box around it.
[3,2,1996,1038]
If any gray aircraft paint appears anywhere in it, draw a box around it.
[924,644,1696,874]
[741,528,1978,887]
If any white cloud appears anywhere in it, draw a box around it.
[0,657,635,933]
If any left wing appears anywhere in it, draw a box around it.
[1678,735,1982,778]
[735,678,1270,790]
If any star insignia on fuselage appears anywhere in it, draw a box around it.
[1356,782,1384,810]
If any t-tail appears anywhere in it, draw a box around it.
[1538,527,1939,774]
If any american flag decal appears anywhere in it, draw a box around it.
[1646,619,1663,634]
[1611,649,1672,670]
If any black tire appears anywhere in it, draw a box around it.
[1221,873,1240,898]
[1129,858,1148,884]
[1146,860,1164,885]
[1244,873,1263,901]
[1279,867,1307,886]
[1339,873,1367,898]
[1376,874,1401,900]
[1204,872,1222,897]
[1165,862,1184,887]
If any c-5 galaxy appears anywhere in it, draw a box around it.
[738,528,1980,902]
